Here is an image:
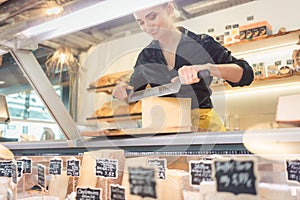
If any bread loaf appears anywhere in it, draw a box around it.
[95,70,133,87]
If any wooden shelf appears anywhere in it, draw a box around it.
[87,84,116,94]
[212,73,300,93]
[86,113,142,122]
[225,29,300,55]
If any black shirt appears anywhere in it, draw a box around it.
[129,27,254,109]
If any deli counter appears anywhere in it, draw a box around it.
[1,0,300,199]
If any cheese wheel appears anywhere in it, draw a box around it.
[0,144,14,160]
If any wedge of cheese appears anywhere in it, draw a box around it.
[48,171,69,200]
[0,144,14,160]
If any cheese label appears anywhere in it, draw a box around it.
[38,164,46,189]
[67,158,80,177]
[128,166,156,198]
[49,158,63,176]
[110,184,126,200]
[18,158,32,174]
[11,162,17,184]
[0,160,12,177]
[17,160,23,178]
[286,159,300,183]
[95,159,118,179]
[189,160,213,186]
[76,187,102,200]
[147,158,166,180]
[214,159,257,195]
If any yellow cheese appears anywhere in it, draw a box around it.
[0,144,14,160]
[48,170,69,200]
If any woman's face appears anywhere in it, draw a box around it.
[134,3,174,40]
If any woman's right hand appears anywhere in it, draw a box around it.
[112,82,133,101]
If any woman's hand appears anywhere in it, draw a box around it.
[178,64,213,84]
[112,82,133,102]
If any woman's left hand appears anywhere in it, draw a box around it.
[178,65,200,84]
[178,64,213,84]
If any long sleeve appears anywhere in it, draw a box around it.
[201,34,254,87]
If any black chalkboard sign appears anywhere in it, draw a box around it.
[147,158,166,180]
[19,158,32,174]
[110,184,126,200]
[95,159,118,178]
[189,160,213,186]
[0,161,12,177]
[76,187,101,200]
[286,160,300,183]
[214,159,257,195]
[67,158,80,177]
[128,167,156,199]
[38,164,46,189]
[49,159,62,176]
[17,161,23,178]
[11,163,17,184]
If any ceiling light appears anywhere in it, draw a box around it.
[45,45,79,80]
[19,0,170,43]
[0,81,5,85]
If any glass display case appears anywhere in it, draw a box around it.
[0,0,300,199]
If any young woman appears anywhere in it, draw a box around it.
[112,2,254,131]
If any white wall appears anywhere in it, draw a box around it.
[77,0,300,130]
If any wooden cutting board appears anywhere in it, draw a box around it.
[81,126,197,137]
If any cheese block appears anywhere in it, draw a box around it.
[258,183,293,200]
[95,149,125,200]
[122,157,150,200]
[0,144,14,160]
[158,169,190,200]
[183,191,204,200]
[48,171,69,200]
[77,152,98,188]
[77,149,125,200]
[142,97,192,130]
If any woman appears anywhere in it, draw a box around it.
[112,2,254,131]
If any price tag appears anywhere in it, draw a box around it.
[95,159,118,179]
[0,161,12,177]
[38,164,46,189]
[189,160,213,186]
[18,158,32,174]
[110,184,126,200]
[286,159,300,183]
[49,158,63,176]
[214,159,257,195]
[67,158,80,177]
[11,162,17,184]
[17,161,23,178]
[147,158,166,180]
[76,187,102,200]
[128,167,156,199]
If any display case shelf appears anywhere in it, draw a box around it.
[225,29,300,56]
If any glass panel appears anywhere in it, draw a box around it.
[0,50,70,142]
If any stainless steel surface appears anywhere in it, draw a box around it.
[3,128,300,152]
[10,49,80,142]
[128,78,181,102]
